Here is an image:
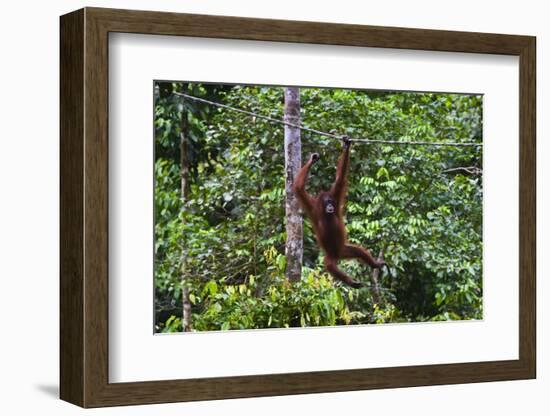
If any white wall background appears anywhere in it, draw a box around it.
[0,0,545,414]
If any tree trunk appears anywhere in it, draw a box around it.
[180,112,192,332]
[370,249,384,305]
[283,87,303,282]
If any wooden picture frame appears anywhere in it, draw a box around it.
[60,7,536,408]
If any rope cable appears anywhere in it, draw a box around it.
[173,91,482,148]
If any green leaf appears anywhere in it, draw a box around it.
[376,167,389,180]
[203,281,218,297]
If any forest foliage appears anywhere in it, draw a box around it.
[154,82,483,332]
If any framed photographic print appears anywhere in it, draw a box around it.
[60,7,536,408]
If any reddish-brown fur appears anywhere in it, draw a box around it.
[293,139,385,288]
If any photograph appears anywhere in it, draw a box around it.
[153,82,483,333]
[53,4,538,409]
